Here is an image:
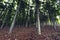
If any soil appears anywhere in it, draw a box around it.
[0,25,60,40]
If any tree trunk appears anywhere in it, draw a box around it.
[9,1,20,33]
[37,13,41,34]
[25,11,30,27]
[25,0,30,27]
[35,0,41,34]
[9,10,17,33]
[0,8,9,29]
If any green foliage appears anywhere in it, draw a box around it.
[0,0,60,26]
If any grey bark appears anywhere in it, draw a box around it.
[0,8,9,29]
[35,0,41,34]
[25,0,30,27]
[9,10,17,33]
[9,1,20,33]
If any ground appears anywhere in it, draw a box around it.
[0,25,60,40]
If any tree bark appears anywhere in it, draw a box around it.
[0,8,9,29]
[25,0,30,27]
[9,10,17,33]
[9,1,20,33]
[35,0,41,34]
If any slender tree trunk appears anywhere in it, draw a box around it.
[25,0,30,27]
[9,1,20,33]
[0,8,9,29]
[25,11,30,27]
[37,13,41,34]
[35,0,41,34]
[9,10,17,33]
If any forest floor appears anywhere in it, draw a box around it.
[0,25,60,40]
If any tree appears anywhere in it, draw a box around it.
[35,0,41,34]
[0,3,9,29]
[9,0,19,33]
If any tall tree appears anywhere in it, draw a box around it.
[0,4,9,29]
[9,0,19,33]
[25,0,30,27]
[35,0,41,34]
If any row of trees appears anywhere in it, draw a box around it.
[0,0,60,34]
